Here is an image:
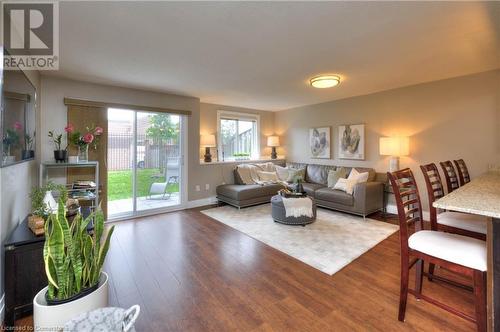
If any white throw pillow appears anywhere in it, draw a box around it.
[257,171,279,182]
[333,178,358,195]
[275,165,290,182]
[348,168,369,183]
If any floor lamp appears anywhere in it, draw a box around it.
[379,136,409,172]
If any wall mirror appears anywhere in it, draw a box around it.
[1,53,37,167]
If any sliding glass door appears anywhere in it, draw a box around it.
[107,108,184,219]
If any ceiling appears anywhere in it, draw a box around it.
[47,1,500,111]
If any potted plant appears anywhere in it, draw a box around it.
[22,131,35,160]
[234,152,250,161]
[2,122,22,164]
[48,130,67,162]
[67,123,103,162]
[30,182,69,220]
[293,175,305,194]
[33,201,115,330]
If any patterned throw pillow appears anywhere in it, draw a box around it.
[333,178,358,195]
[327,167,348,188]
[286,167,306,183]
[275,165,290,182]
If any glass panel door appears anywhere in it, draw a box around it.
[107,109,183,219]
[107,108,135,217]
[136,112,181,211]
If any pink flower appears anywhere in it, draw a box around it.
[14,121,22,131]
[83,133,94,144]
[94,126,103,136]
[65,123,75,133]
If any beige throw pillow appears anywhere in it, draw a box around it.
[275,165,290,182]
[348,168,369,183]
[333,178,358,195]
[257,171,279,182]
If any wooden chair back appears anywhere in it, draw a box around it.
[454,159,470,186]
[420,163,445,231]
[439,161,460,193]
[387,168,425,255]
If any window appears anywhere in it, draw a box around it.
[217,111,260,160]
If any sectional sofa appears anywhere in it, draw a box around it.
[216,162,386,218]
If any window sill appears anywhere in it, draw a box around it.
[199,157,285,166]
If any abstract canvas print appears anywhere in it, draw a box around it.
[339,124,365,160]
[309,127,330,159]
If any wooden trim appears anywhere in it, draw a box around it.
[63,97,192,116]
[4,91,31,102]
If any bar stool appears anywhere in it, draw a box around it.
[454,159,471,186]
[440,161,460,193]
[420,163,487,241]
[388,168,487,331]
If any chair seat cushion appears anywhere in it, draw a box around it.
[408,230,487,271]
[438,212,488,235]
[314,188,354,206]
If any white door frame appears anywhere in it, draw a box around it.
[106,112,188,222]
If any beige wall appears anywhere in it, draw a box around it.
[275,69,500,211]
[38,70,499,209]
[188,102,276,201]
[40,76,201,202]
[39,77,276,203]
[0,69,40,318]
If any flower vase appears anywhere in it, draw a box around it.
[78,145,89,162]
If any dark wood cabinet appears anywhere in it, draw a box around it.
[4,218,46,327]
[3,209,92,327]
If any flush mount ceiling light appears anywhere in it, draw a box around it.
[310,75,341,88]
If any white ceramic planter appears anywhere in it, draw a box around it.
[33,272,109,331]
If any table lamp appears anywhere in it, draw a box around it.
[267,136,280,159]
[379,136,409,172]
[200,134,216,162]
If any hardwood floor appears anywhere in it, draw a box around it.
[16,207,475,331]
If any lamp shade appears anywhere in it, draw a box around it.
[200,134,216,147]
[379,137,409,156]
[267,136,280,147]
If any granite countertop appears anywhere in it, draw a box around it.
[433,171,500,219]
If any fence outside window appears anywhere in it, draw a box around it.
[107,133,179,171]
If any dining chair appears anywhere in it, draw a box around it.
[440,161,460,193]
[454,159,471,186]
[388,168,487,331]
[420,163,486,241]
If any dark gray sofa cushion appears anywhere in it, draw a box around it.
[301,183,326,196]
[217,184,284,201]
[305,164,329,184]
[315,188,354,206]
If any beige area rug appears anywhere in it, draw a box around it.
[202,204,398,275]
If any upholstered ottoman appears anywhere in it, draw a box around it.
[271,195,317,226]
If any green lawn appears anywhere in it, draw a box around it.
[108,169,179,201]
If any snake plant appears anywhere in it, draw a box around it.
[43,199,114,301]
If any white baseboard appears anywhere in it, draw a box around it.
[385,204,430,221]
[187,196,218,209]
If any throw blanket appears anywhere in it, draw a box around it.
[236,162,280,185]
[282,197,314,218]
